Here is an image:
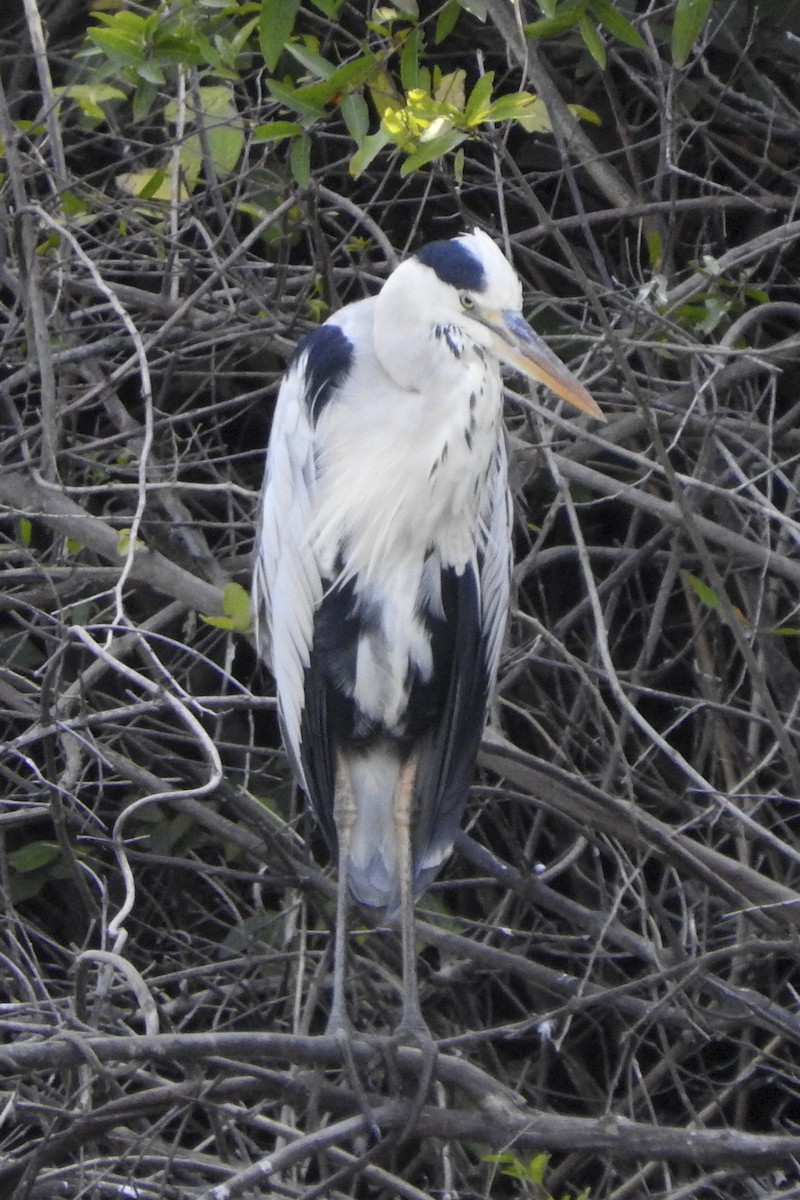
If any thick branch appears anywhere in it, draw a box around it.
[2,1030,799,1166]
[0,470,225,614]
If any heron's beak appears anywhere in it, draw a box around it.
[486,309,605,421]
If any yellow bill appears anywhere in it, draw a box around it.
[488,309,604,421]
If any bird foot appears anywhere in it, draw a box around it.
[394,1007,434,1047]
[324,1020,382,1142]
[389,1015,438,1142]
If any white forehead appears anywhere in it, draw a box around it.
[414,228,523,310]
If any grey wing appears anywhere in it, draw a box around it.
[479,434,513,693]
[411,436,512,892]
[252,356,323,792]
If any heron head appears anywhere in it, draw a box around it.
[412,229,604,421]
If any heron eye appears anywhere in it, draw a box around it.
[460,293,475,311]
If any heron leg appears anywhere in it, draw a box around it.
[392,755,429,1039]
[324,754,382,1139]
[327,752,356,1036]
[391,755,437,1138]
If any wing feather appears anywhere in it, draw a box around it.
[412,437,512,893]
[252,329,351,797]
[479,436,513,690]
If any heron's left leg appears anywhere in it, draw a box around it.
[326,754,381,1138]
[391,755,437,1136]
[328,753,356,1035]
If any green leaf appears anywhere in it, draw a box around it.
[456,0,487,18]
[284,54,379,112]
[434,68,465,107]
[252,119,304,141]
[229,14,261,57]
[132,80,159,122]
[8,841,61,873]
[90,10,148,33]
[260,0,301,71]
[579,14,606,67]
[463,70,494,125]
[209,123,243,174]
[36,231,60,255]
[434,0,461,42]
[137,58,166,86]
[524,0,585,38]
[56,83,128,121]
[267,78,326,121]
[194,84,244,175]
[698,293,730,334]
[400,28,425,93]
[568,102,601,124]
[369,5,408,29]
[367,66,400,120]
[324,54,383,102]
[671,0,714,65]
[340,91,370,142]
[222,582,251,631]
[647,229,663,271]
[117,167,169,200]
[400,127,464,174]
[349,128,389,175]
[86,25,145,67]
[683,571,721,612]
[62,191,89,217]
[284,41,336,79]
[682,570,750,627]
[62,600,94,627]
[484,1151,551,1186]
[673,302,709,327]
[19,517,32,546]
[310,0,347,14]
[290,132,311,185]
[588,0,646,48]
[117,527,145,555]
[268,54,378,120]
[484,92,595,137]
[305,295,329,322]
[484,90,540,124]
[155,28,221,69]
[138,167,172,199]
[200,582,252,632]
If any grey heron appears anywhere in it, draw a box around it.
[253,229,603,1041]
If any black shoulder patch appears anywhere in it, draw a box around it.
[294,323,354,423]
[415,238,486,291]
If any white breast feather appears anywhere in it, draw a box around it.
[306,311,502,731]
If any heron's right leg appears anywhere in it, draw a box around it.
[393,755,429,1042]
